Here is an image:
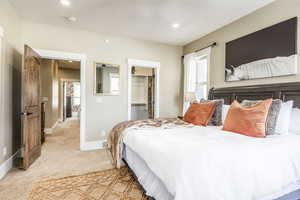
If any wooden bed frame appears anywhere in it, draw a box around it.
[208,82,300,107]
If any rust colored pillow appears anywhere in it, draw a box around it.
[222,99,273,137]
[183,101,217,126]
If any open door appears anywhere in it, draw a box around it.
[21,45,41,169]
[147,69,155,119]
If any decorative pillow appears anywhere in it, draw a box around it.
[241,99,282,135]
[200,99,224,126]
[183,101,217,126]
[289,108,300,134]
[275,101,294,135]
[223,99,273,137]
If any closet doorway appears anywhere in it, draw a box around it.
[131,67,155,120]
[128,59,160,120]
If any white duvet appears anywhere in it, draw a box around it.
[123,125,300,200]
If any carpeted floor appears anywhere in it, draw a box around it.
[28,167,147,200]
[0,119,114,200]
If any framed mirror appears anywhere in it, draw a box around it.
[94,62,120,95]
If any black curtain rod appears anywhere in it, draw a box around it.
[182,42,217,58]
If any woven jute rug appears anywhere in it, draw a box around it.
[28,167,149,200]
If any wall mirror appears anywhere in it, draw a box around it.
[94,62,120,95]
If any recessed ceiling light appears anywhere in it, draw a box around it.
[172,23,180,29]
[105,39,110,43]
[60,0,71,6]
[66,16,77,22]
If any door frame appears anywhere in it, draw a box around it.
[0,26,3,132]
[34,49,87,151]
[127,59,160,120]
[0,26,3,131]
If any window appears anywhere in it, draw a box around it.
[72,82,81,106]
[110,73,120,94]
[183,47,211,114]
[186,57,208,100]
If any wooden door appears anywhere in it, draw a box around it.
[147,69,155,119]
[63,81,67,121]
[21,45,42,169]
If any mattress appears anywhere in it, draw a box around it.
[123,144,300,200]
[123,144,174,200]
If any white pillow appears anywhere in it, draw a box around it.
[275,100,294,135]
[289,108,300,134]
[222,104,230,124]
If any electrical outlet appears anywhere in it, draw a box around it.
[103,141,108,148]
[3,147,7,157]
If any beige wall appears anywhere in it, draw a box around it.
[52,60,59,126]
[0,0,22,165]
[41,59,53,128]
[58,68,80,80]
[40,59,60,128]
[183,0,300,89]
[21,21,183,141]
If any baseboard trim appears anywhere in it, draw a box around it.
[80,140,107,151]
[0,150,19,180]
[44,120,60,134]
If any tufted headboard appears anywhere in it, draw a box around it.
[208,82,300,108]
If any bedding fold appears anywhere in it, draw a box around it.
[107,118,192,168]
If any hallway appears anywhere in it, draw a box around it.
[0,119,112,200]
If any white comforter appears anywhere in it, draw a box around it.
[123,125,300,200]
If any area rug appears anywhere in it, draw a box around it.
[28,167,148,200]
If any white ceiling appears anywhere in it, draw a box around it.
[10,0,274,45]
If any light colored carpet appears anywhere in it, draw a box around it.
[28,167,147,200]
[0,119,114,200]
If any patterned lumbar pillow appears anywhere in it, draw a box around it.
[241,99,282,135]
[200,99,224,126]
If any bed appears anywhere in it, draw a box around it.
[110,82,300,200]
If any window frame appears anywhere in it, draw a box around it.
[183,47,211,114]
[194,55,209,100]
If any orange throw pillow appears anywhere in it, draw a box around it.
[222,99,273,137]
[183,101,217,126]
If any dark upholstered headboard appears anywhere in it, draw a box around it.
[208,82,300,108]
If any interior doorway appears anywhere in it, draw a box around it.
[40,59,81,131]
[131,67,155,120]
[62,80,81,121]
[128,59,160,120]
[35,49,87,150]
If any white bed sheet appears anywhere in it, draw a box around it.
[123,125,300,200]
[124,144,300,200]
[123,145,174,200]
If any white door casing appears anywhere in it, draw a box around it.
[33,49,89,150]
[127,59,160,120]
